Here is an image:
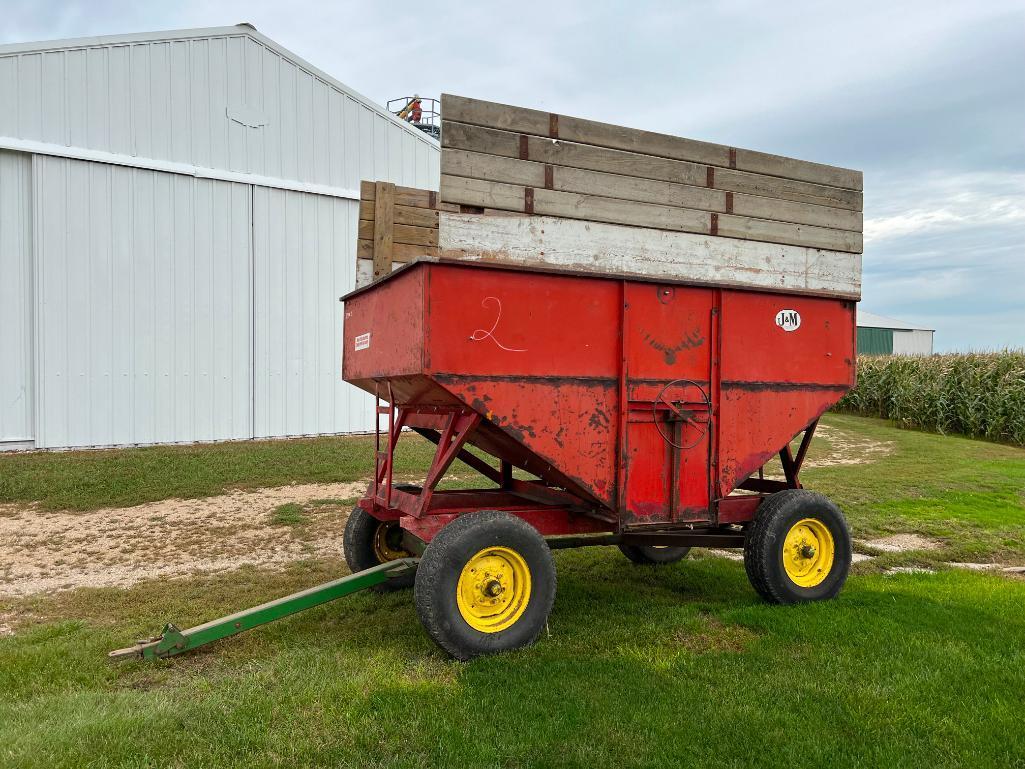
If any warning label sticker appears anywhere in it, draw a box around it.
[354,332,371,351]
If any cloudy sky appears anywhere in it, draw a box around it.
[4,0,1023,351]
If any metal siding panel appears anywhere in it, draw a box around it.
[207,37,229,172]
[108,45,131,155]
[152,171,175,442]
[341,96,359,190]
[892,329,934,356]
[357,105,375,183]
[260,45,282,179]
[278,55,298,183]
[64,159,91,446]
[328,89,344,188]
[86,161,114,444]
[1,33,440,198]
[131,168,157,441]
[0,57,16,136]
[225,37,244,171]
[856,327,893,356]
[0,150,33,442]
[169,41,190,163]
[172,173,196,440]
[189,38,212,168]
[225,37,246,173]
[296,69,314,183]
[244,37,265,176]
[374,114,390,183]
[387,118,403,182]
[253,188,373,436]
[312,78,330,187]
[283,190,302,431]
[65,49,87,149]
[129,44,152,159]
[147,43,172,161]
[40,52,64,145]
[86,47,110,151]
[34,155,253,447]
[110,164,134,443]
[17,53,42,138]
[193,178,215,434]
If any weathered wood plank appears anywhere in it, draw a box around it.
[359,201,440,228]
[734,148,862,192]
[443,121,709,188]
[713,166,861,211]
[441,175,861,252]
[731,192,862,232]
[361,180,458,211]
[441,93,861,190]
[357,239,438,261]
[359,219,439,247]
[717,213,862,253]
[442,121,863,211]
[356,256,409,288]
[442,148,861,231]
[437,212,861,299]
[372,181,394,279]
[442,148,546,188]
[441,175,711,236]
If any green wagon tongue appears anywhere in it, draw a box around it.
[108,558,419,662]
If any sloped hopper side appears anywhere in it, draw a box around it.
[342,260,855,523]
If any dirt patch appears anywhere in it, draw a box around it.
[676,615,756,653]
[702,548,744,562]
[884,566,936,576]
[804,424,894,468]
[863,533,942,553]
[0,482,368,598]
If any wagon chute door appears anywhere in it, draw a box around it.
[621,284,715,526]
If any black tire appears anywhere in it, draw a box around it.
[414,510,556,661]
[343,507,414,590]
[744,489,852,604]
[618,543,691,565]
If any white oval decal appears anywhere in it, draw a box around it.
[775,309,801,332]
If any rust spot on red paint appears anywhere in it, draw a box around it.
[588,408,610,431]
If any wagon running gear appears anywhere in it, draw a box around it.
[344,507,415,590]
[618,544,691,565]
[743,489,851,603]
[414,510,556,660]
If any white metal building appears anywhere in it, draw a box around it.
[856,310,935,356]
[0,25,439,450]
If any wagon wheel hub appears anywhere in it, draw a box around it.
[457,547,532,633]
[783,518,835,588]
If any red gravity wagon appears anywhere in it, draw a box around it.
[340,258,856,660]
[110,94,862,663]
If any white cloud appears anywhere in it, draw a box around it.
[865,172,1025,242]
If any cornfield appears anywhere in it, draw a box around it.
[835,351,1025,446]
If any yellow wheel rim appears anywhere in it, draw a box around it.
[372,521,410,562]
[456,546,532,633]
[783,517,835,588]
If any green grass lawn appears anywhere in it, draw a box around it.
[2,414,1025,767]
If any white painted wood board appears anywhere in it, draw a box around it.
[437,212,861,299]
